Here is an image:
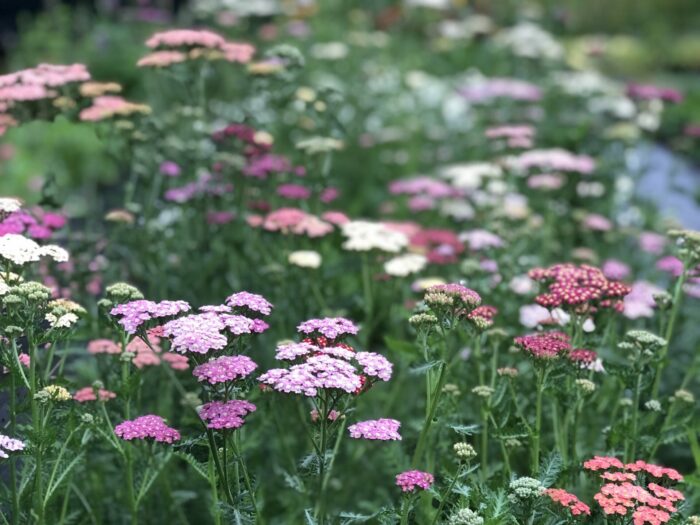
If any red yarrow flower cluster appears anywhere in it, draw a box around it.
[529,263,631,312]
[514,331,571,359]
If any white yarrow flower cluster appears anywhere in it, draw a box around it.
[46,312,80,328]
[0,234,69,266]
[341,221,408,253]
[0,198,22,214]
[288,250,322,269]
[383,253,427,277]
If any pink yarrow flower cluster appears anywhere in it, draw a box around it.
[193,355,258,384]
[115,415,180,443]
[584,456,684,525]
[198,400,256,430]
[514,331,572,359]
[545,488,591,516]
[297,317,359,340]
[248,208,334,238]
[140,29,255,66]
[110,299,191,334]
[348,419,401,441]
[225,291,273,316]
[395,470,434,492]
[74,387,117,403]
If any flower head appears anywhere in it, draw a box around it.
[225,291,273,316]
[193,355,258,384]
[198,400,256,430]
[395,470,434,492]
[0,434,25,459]
[297,317,359,340]
[514,331,571,359]
[115,415,180,443]
[110,299,190,334]
[348,418,401,441]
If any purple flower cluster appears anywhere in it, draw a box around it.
[199,400,256,429]
[110,300,191,334]
[193,355,258,384]
[297,317,359,340]
[226,291,273,316]
[0,433,25,459]
[348,419,402,441]
[395,470,434,492]
[114,415,180,443]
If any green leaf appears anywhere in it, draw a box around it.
[539,451,563,488]
[383,336,418,356]
[174,451,209,482]
[449,423,480,436]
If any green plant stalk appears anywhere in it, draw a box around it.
[231,434,260,523]
[9,362,19,525]
[412,362,448,467]
[315,395,330,525]
[480,405,489,483]
[321,417,347,495]
[531,367,548,476]
[29,335,44,525]
[361,253,374,346]
[652,267,688,398]
[207,451,222,525]
[399,496,411,525]
[430,464,463,525]
[627,372,644,462]
[121,356,138,524]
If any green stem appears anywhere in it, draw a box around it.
[208,451,222,525]
[531,367,548,476]
[9,367,19,525]
[29,336,44,525]
[231,435,261,523]
[653,267,688,398]
[627,373,644,462]
[412,362,448,467]
[430,465,463,525]
[315,396,330,525]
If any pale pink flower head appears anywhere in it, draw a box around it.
[277,183,311,200]
[460,229,504,251]
[297,317,359,340]
[602,259,631,280]
[110,299,191,334]
[623,281,664,319]
[656,256,683,277]
[87,339,121,355]
[527,173,565,190]
[348,418,401,441]
[395,470,434,492]
[74,387,116,403]
[638,232,666,255]
[0,434,25,459]
[159,161,181,177]
[226,291,273,316]
[115,415,180,443]
[146,29,227,50]
[583,214,613,232]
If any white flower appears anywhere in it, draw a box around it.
[494,22,564,61]
[0,234,70,266]
[509,275,536,295]
[0,198,22,214]
[519,304,551,328]
[288,250,322,269]
[45,312,79,328]
[384,253,427,277]
[440,162,502,190]
[341,221,408,253]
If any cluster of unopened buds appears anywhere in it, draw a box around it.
[529,263,631,313]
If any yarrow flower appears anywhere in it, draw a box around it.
[395,470,434,492]
[110,299,191,334]
[545,488,591,516]
[0,233,69,266]
[115,415,180,443]
[341,220,409,253]
[192,355,258,384]
[383,253,427,277]
[198,400,256,430]
[447,508,484,525]
[288,250,322,268]
[297,317,359,340]
[514,331,571,359]
[73,387,116,403]
[509,477,546,502]
[424,283,481,310]
[348,418,401,441]
[225,291,273,316]
[529,263,631,312]
[0,434,25,459]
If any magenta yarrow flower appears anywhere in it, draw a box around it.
[354,352,393,381]
[114,415,180,443]
[199,400,256,429]
[110,299,190,334]
[348,419,401,441]
[396,470,434,492]
[225,291,273,316]
[297,317,359,340]
[193,355,258,384]
[0,434,25,459]
[514,332,571,359]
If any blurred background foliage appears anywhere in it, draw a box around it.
[0,0,699,209]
